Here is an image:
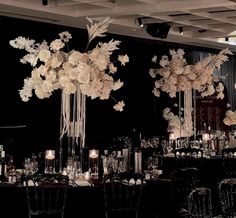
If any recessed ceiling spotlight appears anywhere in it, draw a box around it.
[42,0,48,6]
[225,37,229,41]
[198,29,207,33]
[137,18,144,28]
[179,27,183,35]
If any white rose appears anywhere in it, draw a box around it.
[38,49,51,62]
[68,51,83,65]
[78,71,90,84]
[50,52,64,68]
[50,39,65,51]
[59,75,70,87]
[64,82,76,94]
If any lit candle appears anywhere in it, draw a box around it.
[45,150,55,160]
[134,150,142,174]
[84,171,90,180]
[202,133,209,141]
[89,149,98,159]
[44,150,56,174]
[169,133,175,140]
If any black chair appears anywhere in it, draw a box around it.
[171,167,200,217]
[103,173,144,218]
[221,147,236,178]
[218,178,236,218]
[187,187,213,218]
[25,173,69,218]
[174,147,204,170]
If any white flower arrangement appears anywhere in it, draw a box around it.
[150,48,232,99]
[10,17,129,112]
[150,48,232,139]
[223,109,236,126]
[163,107,192,139]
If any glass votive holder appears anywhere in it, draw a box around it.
[44,150,55,174]
[88,149,99,179]
[134,149,142,174]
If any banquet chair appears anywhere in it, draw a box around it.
[171,167,200,217]
[174,147,204,170]
[187,187,213,218]
[103,173,144,218]
[221,147,236,178]
[218,178,236,218]
[25,173,69,218]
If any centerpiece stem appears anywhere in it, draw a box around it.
[183,87,193,147]
[59,86,86,172]
[193,89,197,143]
[179,91,182,139]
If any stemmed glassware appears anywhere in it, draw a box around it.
[24,154,38,176]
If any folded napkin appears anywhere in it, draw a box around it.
[75,180,91,186]
[123,179,144,185]
[23,180,38,186]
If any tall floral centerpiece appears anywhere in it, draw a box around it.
[150,48,232,140]
[223,109,236,146]
[224,109,236,126]
[10,17,129,171]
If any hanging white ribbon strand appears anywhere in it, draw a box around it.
[183,87,193,137]
[59,86,86,162]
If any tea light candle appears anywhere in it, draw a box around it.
[45,150,55,160]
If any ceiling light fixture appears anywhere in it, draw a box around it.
[42,0,48,6]
[137,18,144,28]
[225,37,229,41]
[198,29,207,33]
[146,23,170,39]
[179,27,183,35]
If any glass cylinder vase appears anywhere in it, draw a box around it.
[59,85,86,173]
[45,150,55,174]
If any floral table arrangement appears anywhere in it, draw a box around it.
[150,48,232,139]
[10,17,129,171]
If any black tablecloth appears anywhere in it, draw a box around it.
[0,156,226,218]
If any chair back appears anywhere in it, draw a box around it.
[187,187,213,218]
[25,173,69,218]
[174,147,203,169]
[103,173,144,218]
[222,147,236,178]
[218,178,236,217]
[171,167,200,209]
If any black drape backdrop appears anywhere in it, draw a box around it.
[0,15,232,167]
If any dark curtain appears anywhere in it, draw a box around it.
[0,15,235,167]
